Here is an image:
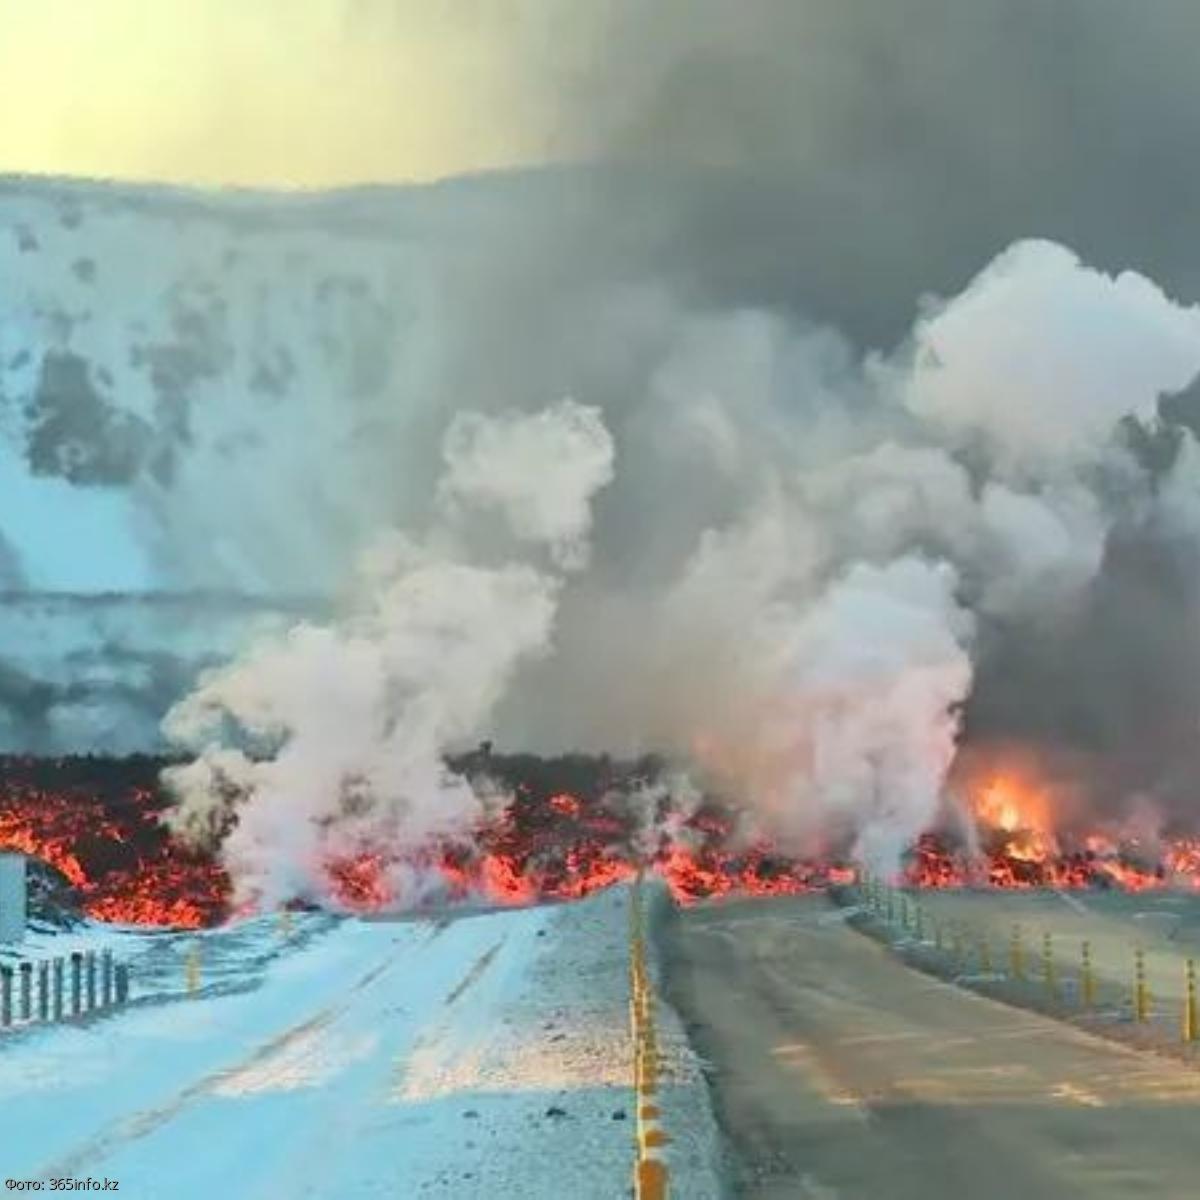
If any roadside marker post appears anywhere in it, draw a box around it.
[630,872,669,1200]
[186,946,201,996]
[978,934,992,974]
[1081,941,1096,1010]
[1134,947,1149,1023]
[1184,959,1197,1044]
[1042,932,1057,1002]
[1010,925,1025,982]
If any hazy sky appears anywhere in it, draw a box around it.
[0,0,604,186]
[5,0,1200,249]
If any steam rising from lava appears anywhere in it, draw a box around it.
[160,239,1200,904]
[162,402,613,908]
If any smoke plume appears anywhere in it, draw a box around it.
[146,230,1200,890]
[162,403,612,906]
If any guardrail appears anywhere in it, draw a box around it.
[630,872,669,1200]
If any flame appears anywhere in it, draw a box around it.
[973,775,1051,836]
[5,751,1200,929]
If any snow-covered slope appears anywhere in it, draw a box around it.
[0,887,723,1200]
[0,172,626,751]
[2,178,415,591]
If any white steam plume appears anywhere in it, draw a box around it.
[439,400,615,569]
[498,239,1200,869]
[901,241,1200,480]
[163,402,613,908]
[153,232,1200,888]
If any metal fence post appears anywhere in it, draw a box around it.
[0,965,11,1027]
[18,961,31,1021]
[37,960,48,1021]
[114,963,129,1006]
[52,958,63,1021]
[70,951,82,1016]
[85,952,96,1011]
[101,951,113,1008]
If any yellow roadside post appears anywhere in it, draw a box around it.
[914,904,925,942]
[900,894,910,932]
[1010,924,1025,981]
[934,919,944,952]
[279,908,293,937]
[1080,941,1096,1010]
[979,933,992,974]
[1185,959,1197,1044]
[1042,932,1057,1001]
[185,946,200,996]
[1134,947,1149,1023]
[630,871,668,1200]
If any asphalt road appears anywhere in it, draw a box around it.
[663,895,1200,1199]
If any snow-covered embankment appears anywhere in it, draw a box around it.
[0,886,721,1199]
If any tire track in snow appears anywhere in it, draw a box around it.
[35,947,403,1181]
[445,939,504,1006]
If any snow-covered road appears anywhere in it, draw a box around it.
[0,891,646,1199]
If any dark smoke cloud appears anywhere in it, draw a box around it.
[519,0,1200,828]
[533,0,1200,343]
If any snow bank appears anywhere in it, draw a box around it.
[0,888,723,1199]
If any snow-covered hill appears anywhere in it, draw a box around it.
[0,171,650,751]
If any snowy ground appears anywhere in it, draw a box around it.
[0,887,705,1199]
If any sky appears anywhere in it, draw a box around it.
[5,0,1200,329]
[0,0,595,186]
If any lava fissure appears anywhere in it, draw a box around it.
[2,754,1199,928]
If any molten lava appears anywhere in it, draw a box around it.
[0,757,228,927]
[909,751,1200,892]
[4,750,1200,929]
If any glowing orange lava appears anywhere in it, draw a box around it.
[5,752,1200,928]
